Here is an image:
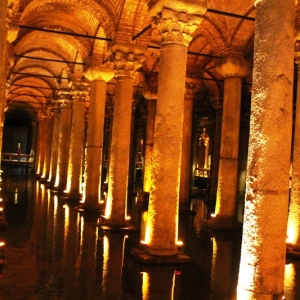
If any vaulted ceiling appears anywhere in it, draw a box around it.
[5,0,256,123]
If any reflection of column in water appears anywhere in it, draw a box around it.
[43,193,65,295]
[284,263,296,299]
[62,203,79,296]
[209,232,240,299]
[141,266,177,300]
[102,232,127,299]
[77,214,99,299]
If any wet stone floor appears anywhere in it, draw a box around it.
[0,169,300,299]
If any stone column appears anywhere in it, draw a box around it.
[48,103,61,185]
[141,82,157,197]
[237,0,295,298]
[0,3,19,173]
[105,43,145,227]
[179,81,194,212]
[54,94,72,192]
[144,2,206,257]
[286,39,300,256]
[35,115,46,177]
[209,98,222,203]
[41,108,54,181]
[207,56,248,230]
[82,65,114,210]
[64,83,89,200]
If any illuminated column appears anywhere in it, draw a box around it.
[82,65,114,210]
[64,83,89,199]
[55,94,72,192]
[287,38,300,255]
[209,98,222,203]
[207,56,248,229]
[237,0,295,298]
[0,3,19,172]
[105,43,145,226]
[179,81,194,211]
[48,104,61,185]
[41,109,54,180]
[141,83,157,195]
[35,115,46,176]
[144,2,206,256]
[209,233,239,299]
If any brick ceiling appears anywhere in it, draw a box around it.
[6,0,256,121]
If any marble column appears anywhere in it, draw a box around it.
[286,39,300,256]
[209,98,222,203]
[64,83,89,200]
[48,104,61,185]
[207,56,248,230]
[0,3,18,172]
[105,43,145,227]
[54,94,72,192]
[237,0,295,298]
[141,86,157,196]
[35,115,46,177]
[41,109,54,181]
[82,66,114,210]
[179,81,194,212]
[144,2,206,256]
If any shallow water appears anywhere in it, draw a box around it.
[0,169,299,299]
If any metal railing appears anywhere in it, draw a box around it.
[1,153,33,163]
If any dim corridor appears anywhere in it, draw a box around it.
[0,169,299,299]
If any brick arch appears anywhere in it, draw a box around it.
[20,0,118,42]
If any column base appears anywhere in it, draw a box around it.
[206,215,242,231]
[237,286,284,300]
[97,216,136,231]
[286,243,300,259]
[131,247,191,264]
[62,193,82,202]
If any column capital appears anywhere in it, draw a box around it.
[142,72,158,100]
[295,36,300,65]
[7,5,21,43]
[109,42,146,79]
[71,82,90,99]
[149,1,206,46]
[83,59,115,82]
[57,92,72,109]
[215,55,249,78]
[211,97,223,111]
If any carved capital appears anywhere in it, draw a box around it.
[295,37,300,65]
[84,59,114,82]
[57,92,72,109]
[71,82,90,100]
[153,8,203,46]
[215,56,249,78]
[211,97,223,111]
[7,5,21,43]
[110,42,146,79]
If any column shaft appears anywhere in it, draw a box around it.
[41,115,54,180]
[55,103,72,191]
[287,67,300,248]
[146,42,187,256]
[0,3,8,171]
[48,110,60,184]
[237,0,295,298]
[209,104,222,203]
[84,79,107,209]
[179,95,193,211]
[65,96,86,199]
[215,76,242,219]
[143,99,156,193]
[106,76,134,226]
[36,118,46,176]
